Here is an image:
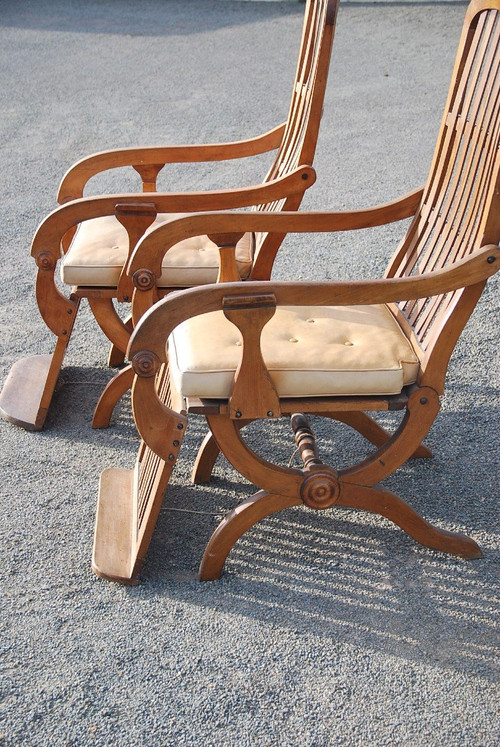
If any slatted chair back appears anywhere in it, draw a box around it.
[251,0,337,278]
[387,1,500,390]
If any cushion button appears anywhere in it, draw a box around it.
[289,338,298,343]
[306,319,315,323]
[344,341,354,346]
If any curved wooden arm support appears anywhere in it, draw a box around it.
[127,187,425,278]
[33,257,79,337]
[222,293,281,420]
[131,368,187,462]
[32,165,314,263]
[57,124,287,202]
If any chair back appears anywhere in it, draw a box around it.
[251,0,339,277]
[386,0,500,390]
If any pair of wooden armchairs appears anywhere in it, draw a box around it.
[2,0,499,583]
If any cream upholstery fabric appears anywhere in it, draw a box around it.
[60,214,254,287]
[169,304,420,398]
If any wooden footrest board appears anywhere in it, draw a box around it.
[0,354,54,430]
[92,467,139,585]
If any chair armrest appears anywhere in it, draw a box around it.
[57,123,286,202]
[127,188,424,278]
[31,165,314,265]
[128,243,499,360]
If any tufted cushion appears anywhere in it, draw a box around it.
[169,304,420,398]
[60,213,254,287]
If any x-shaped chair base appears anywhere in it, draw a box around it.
[197,394,481,580]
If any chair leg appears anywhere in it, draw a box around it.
[341,387,441,487]
[327,411,433,459]
[338,480,482,559]
[191,432,222,484]
[0,302,80,430]
[191,419,253,484]
[192,411,434,480]
[107,315,133,367]
[92,364,135,429]
[193,410,434,473]
[88,298,131,354]
[199,490,302,580]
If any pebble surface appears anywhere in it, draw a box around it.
[1,2,498,745]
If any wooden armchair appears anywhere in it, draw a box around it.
[0,0,338,431]
[91,0,500,584]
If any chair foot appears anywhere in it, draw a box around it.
[92,364,135,429]
[199,491,302,580]
[339,480,483,559]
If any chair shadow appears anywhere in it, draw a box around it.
[0,0,302,36]
[139,491,498,681]
[126,402,498,682]
[33,362,498,681]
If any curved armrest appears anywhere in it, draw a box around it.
[57,123,286,202]
[128,244,499,361]
[32,165,314,265]
[128,188,424,278]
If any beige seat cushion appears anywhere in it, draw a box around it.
[169,304,420,398]
[60,213,254,287]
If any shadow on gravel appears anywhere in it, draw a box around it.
[32,364,498,682]
[137,494,499,682]
[0,0,302,36]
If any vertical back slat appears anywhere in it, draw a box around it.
[251,0,337,271]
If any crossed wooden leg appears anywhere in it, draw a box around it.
[191,409,432,485]
[92,364,134,428]
[198,391,481,580]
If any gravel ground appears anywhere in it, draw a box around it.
[0,1,499,746]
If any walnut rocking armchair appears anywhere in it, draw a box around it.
[91,0,499,584]
[0,0,338,431]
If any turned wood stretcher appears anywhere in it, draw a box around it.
[0,0,339,431]
[92,0,500,583]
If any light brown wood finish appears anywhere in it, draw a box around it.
[92,0,499,583]
[0,0,339,432]
[57,124,287,203]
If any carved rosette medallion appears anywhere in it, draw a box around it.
[300,469,340,510]
[132,350,160,378]
[132,268,155,291]
[36,251,56,271]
